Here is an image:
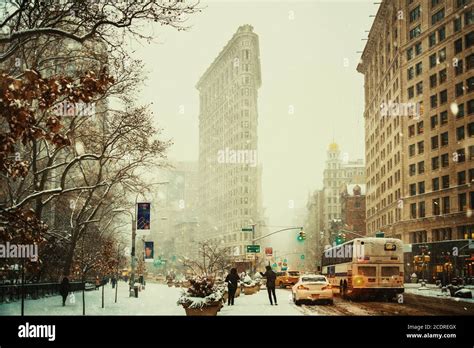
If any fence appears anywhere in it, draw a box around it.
[0,282,85,304]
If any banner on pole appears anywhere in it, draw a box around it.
[144,241,154,262]
[137,203,151,230]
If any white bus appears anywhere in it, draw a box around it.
[321,237,404,299]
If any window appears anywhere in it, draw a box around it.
[429,32,437,47]
[467,54,474,70]
[408,87,414,99]
[468,122,474,137]
[416,61,423,75]
[417,121,424,134]
[439,68,447,83]
[467,77,474,92]
[440,131,449,146]
[433,198,440,215]
[430,74,437,88]
[454,17,462,33]
[440,90,448,104]
[416,81,423,95]
[410,25,422,40]
[419,201,426,218]
[458,171,466,185]
[439,48,446,63]
[418,161,425,174]
[458,103,465,118]
[407,47,414,61]
[469,99,474,114]
[442,197,450,214]
[433,177,440,191]
[438,26,446,41]
[470,145,474,160]
[409,164,416,176]
[440,111,448,125]
[455,59,464,75]
[459,193,467,211]
[418,181,425,194]
[470,168,474,183]
[455,38,463,54]
[432,156,440,170]
[431,114,438,128]
[431,0,441,7]
[441,153,449,167]
[409,144,416,156]
[466,31,474,49]
[418,140,424,153]
[466,9,474,25]
[410,203,417,218]
[432,9,445,25]
[456,82,465,97]
[442,175,450,189]
[410,183,417,196]
[455,148,466,162]
[457,0,469,8]
[457,126,465,141]
[409,125,415,137]
[431,94,438,108]
[431,135,439,149]
[408,67,414,80]
[415,42,422,55]
[410,6,421,22]
[430,53,437,68]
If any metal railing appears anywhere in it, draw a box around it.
[0,282,85,304]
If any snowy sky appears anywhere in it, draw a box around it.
[130,0,375,233]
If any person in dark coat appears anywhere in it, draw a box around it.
[59,277,70,307]
[225,268,240,306]
[260,266,277,305]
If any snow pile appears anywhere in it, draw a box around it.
[242,275,257,287]
[176,277,223,309]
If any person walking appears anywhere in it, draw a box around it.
[59,277,70,307]
[260,265,277,305]
[225,268,240,306]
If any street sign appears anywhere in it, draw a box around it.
[242,227,253,232]
[246,254,256,260]
[300,254,305,260]
[265,247,273,256]
[246,245,260,253]
[375,231,385,238]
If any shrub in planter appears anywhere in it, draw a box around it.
[177,277,224,316]
[242,275,259,295]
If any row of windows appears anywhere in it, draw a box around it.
[410,191,474,218]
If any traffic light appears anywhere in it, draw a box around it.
[335,233,346,245]
[297,229,306,242]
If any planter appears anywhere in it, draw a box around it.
[223,291,228,302]
[235,287,241,297]
[167,283,173,287]
[182,301,221,316]
[243,285,259,295]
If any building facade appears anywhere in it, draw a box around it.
[196,25,263,259]
[322,142,366,244]
[357,0,473,280]
[340,184,367,240]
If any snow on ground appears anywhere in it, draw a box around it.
[0,282,303,316]
[404,283,474,304]
[219,288,303,316]
[0,281,184,316]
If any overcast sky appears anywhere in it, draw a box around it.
[131,0,376,235]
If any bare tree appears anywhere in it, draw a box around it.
[180,241,233,279]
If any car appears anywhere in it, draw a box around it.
[291,275,333,305]
[275,270,300,288]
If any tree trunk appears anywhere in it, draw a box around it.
[62,239,77,276]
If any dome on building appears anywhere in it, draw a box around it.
[328,142,339,152]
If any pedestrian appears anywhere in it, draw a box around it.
[260,265,277,305]
[59,277,70,307]
[225,268,240,306]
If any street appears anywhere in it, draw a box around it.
[1,282,472,316]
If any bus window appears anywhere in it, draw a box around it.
[381,266,400,277]
[358,266,376,277]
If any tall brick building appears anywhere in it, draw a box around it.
[357,0,473,281]
[341,184,367,240]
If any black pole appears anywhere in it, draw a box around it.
[82,278,85,316]
[101,281,104,309]
[21,259,25,316]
